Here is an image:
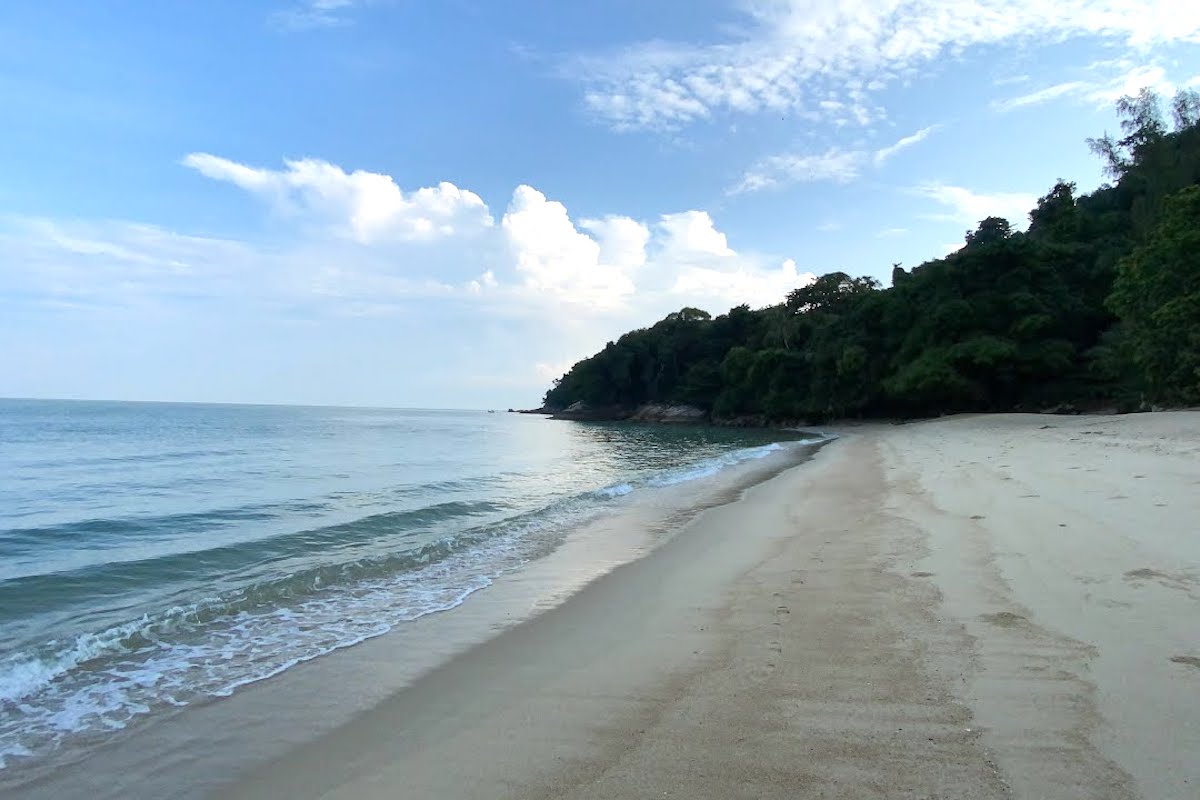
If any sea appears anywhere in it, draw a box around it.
[0,398,826,791]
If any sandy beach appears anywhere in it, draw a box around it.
[215,412,1198,800]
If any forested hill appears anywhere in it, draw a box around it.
[542,90,1200,422]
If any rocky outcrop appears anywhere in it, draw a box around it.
[549,402,633,421]
[537,401,826,430]
[627,403,708,423]
[549,402,708,423]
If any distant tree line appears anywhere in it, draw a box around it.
[542,90,1200,421]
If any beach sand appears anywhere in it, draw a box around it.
[220,412,1200,800]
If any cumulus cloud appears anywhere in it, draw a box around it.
[579,215,650,270]
[915,183,1038,227]
[183,153,493,244]
[500,185,638,309]
[14,155,811,321]
[572,0,1200,130]
[7,153,825,409]
[671,258,816,310]
[656,210,736,259]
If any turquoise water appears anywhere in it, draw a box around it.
[0,399,811,769]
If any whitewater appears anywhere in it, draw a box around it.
[0,399,827,774]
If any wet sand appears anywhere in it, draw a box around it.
[222,412,1200,799]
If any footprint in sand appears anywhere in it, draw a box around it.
[911,571,934,578]
[981,612,1027,628]
[1125,568,1163,581]
[969,514,986,520]
[1124,568,1199,594]
[1169,655,1200,670]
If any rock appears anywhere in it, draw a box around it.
[628,403,708,423]
[549,402,631,421]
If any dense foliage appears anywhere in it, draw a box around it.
[544,91,1200,421]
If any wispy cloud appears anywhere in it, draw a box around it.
[734,125,939,194]
[915,183,1038,227]
[875,227,909,238]
[570,1,1200,131]
[271,0,357,31]
[993,81,1087,111]
[874,125,940,166]
[993,74,1031,86]
[732,148,865,194]
[993,62,1180,112]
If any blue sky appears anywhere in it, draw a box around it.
[2,1,1199,408]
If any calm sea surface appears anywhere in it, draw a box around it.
[0,399,808,770]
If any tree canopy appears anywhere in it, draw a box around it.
[544,90,1200,422]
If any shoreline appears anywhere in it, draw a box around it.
[223,412,1197,800]
[10,413,1198,798]
[1,439,825,800]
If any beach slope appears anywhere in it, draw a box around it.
[224,412,1200,800]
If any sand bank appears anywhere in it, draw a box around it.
[221,412,1198,799]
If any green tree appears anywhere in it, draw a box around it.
[1108,186,1200,403]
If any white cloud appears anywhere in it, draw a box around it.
[500,185,637,309]
[993,80,1088,111]
[915,183,1038,227]
[1085,64,1175,105]
[671,258,816,310]
[573,0,1200,130]
[271,0,356,31]
[18,121,977,398]
[579,215,650,270]
[876,227,908,237]
[1187,75,1200,88]
[734,124,938,193]
[656,210,736,258]
[994,62,1180,112]
[8,154,823,409]
[994,74,1031,86]
[874,125,940,166]
[183,153,493,244]
[733,148,865,193]
[0,217,262,313]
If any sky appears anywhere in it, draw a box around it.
[2,1,1199,409]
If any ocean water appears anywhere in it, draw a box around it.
[0,399,818,771]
